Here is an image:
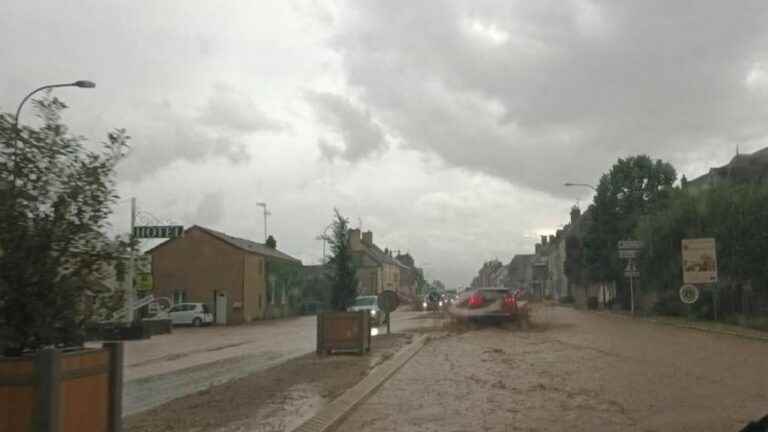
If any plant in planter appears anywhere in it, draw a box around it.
[0,96,131,431]
[316,209,370,354]
[0,96,131,355]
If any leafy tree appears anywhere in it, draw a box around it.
[637,184,768,317]
[584,155,676,288]
[0,96,130,355]
[323,209,358,311]
[265,235,277,249]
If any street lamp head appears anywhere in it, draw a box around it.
[564,182,574,187]
[73,80,96,88]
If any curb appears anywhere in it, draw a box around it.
[594,310,768,343]
[292,334,429,432]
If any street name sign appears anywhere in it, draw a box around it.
[619,249,640,259]
[682,238,718,284]
[618,240,643,250]
[133,225,184,239]
[679,284,700,304]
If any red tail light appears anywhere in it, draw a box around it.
[468,292,485,308]
[503,294,517,309]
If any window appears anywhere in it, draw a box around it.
[173,290,186,304]
[168,305,183,313]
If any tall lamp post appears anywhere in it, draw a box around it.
[11,80,96,186]
[15,81,96,137]
[256,202,271,243]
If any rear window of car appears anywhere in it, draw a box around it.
[353,297,376,306]
[479,289,509,301]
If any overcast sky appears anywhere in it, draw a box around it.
[4,0,768,287]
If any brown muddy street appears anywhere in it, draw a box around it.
[336,306,768,432]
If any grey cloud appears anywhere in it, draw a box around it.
[190,192,225,226]
[199,83,284,133]
[328,0,768,196]
[306,91,387,161]
[117,83,281,181]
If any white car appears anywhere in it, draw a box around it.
[163,302,214,327]
[347,296,385,325]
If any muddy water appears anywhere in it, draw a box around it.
[336,306,768,432]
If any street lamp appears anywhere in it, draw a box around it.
[12,81,96,187]
[256,202,271,243]
[563,182,597,192]
[14,81,96,134]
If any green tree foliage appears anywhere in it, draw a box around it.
[0,97,130,354]
[584,155,677,284]
[637,184,768,311]
[265,235,277,249]
[323,209,358,311]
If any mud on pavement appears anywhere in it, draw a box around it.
[124,333,414,432]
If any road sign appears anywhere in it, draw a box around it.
[377,290,399,335]
[618,240,643,250]
[624,260,639,278]
[133,225,183,239]
[679,284,700,304]
[619,249,640,259]
[682,238,717,284]
[377,290,399,313]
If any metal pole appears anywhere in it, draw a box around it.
[263,206,267,242]
[630,274,634,315]
[127,197,136,323]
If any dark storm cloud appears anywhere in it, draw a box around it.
[306,91,387,161]
[329,0,768,196]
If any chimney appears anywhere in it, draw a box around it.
[541,235,547,246]
[348,228,362,251]
[535,243,542,254]
[570,206,581,224]
[362,230,373,246]
[549,235,555,244]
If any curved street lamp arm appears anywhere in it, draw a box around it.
[14,83,78,130]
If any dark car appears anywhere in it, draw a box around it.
[448,287,529,326]
[421,290,445,312]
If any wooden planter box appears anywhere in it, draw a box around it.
[0,343,123,432]
[316,311,371,355]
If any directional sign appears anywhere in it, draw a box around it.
[618,240,644,250]
[682,238,717,284]
[624,260,640,278]
[133,225,183,239]
[679,284,700,304]
[619,249,640,259]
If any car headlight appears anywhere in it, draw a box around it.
[422,302,427,308]
[439,301,443,307]
[370,310,376,316]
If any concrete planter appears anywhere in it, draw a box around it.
[0,342,123,432]
[316,311,371,355]
[141,319,172,336]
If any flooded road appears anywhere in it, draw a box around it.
[336,306,768,432]
[123,310,433,416]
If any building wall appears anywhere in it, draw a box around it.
[151,228,246,324]
[243,254,266,321]
[382,263,399,292]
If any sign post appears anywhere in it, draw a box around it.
[377,290,399,335]
[682,238,718,320]
[618,240,643,315]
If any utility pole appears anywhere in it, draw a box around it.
[257,202,271,242]
[127,197,136,323]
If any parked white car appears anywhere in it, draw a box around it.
[162,302,214,327]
